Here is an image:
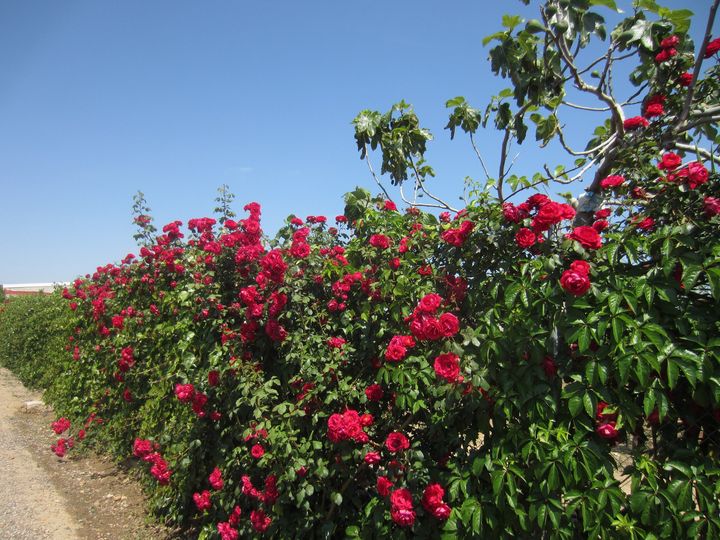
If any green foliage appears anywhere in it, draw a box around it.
[3,2,720,539]
[0,293,72,389]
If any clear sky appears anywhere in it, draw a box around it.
[0,0,712,283]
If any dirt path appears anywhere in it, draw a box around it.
[0,367,180,540]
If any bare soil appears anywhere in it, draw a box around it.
[0,367,186,540]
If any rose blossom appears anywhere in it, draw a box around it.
[599,175,624,190]
[704,197,720,217]
[560,263,592,296]
[433,352,461,383]
[193,490,211,512]
[623,116,649,130]
[209,467,224,490]
[566,226,602,250]
[377,476,394,497]
[515,228,536,248]
[365,384,384,402]
[704,37,720,58]
[596,421,619,440]
[658,152,682,171]
[385,432,410,453]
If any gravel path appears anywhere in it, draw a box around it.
[0,368,80,539]
[0,367,181,540]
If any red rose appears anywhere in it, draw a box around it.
[560,268,591,296]
[365,384,384,401]
[207,370,220,387]
[502,202,521,223]
[655,47,676,63]
[364,451,381,465]
[660,35,679,49]
[623,116,649,130]
[369,234,391,249]
[542,356,557,378]
[569,260,591,276]
[594,208,611,219]
[250,509,271,533]
[658,152,682,171]
[684,162,709,189]
[418,293,443,313]
[527,194,550,209]
[644,103,664,118]
[327,337,347,349]
[389,257,401,270]
[704,197,720,217]
[677,72,693,87]
[515,227,536,248]
[531,202,572,232]
[704,37,720,58]
[441,228,464,247]
[193,490,212,512]
[433,352,460,383]
[385,335,414,362]
[596,421,619,440]
[217,523,238,540]
[175,383,195,403]
[592,219,608,232]
[383,200,398,211]
[251,444,265,459]
[636,217,655,231]
[385,432,410,453]
[209,467,224,490]
[567,226,602,250]
[422,484,452,520]
[390,488,416,527]
[377,476,394,497]
[438,312,460,337]
[599,175,624,190]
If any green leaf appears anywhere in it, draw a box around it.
[502,14,523,30]
[589,0,620,11]
[583,392,596,418]
[568,395,583,417]
[667,358,680,390]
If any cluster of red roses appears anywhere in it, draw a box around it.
[327,408,372,444]
[406,293,460,343]
[133,438,172,485]
[503,194,576,249]
[440,219,475,247]
[174,382,221,421]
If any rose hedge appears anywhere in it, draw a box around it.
[32,154,719,539]
[6,5,720,536]
[0,293,71,390]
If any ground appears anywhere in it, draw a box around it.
[0,367,184,540]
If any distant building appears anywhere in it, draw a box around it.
[1,283,69,297]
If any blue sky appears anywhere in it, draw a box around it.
[0,0,712,283]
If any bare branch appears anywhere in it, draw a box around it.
[362,144,392,201]
[671,142,720,165]
[676,0,720,126]
[557,126,617,156]
[562,101,611,112]
[407,155,458,212]
[469,132,492,181]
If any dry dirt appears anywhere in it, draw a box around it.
[0,367,186,540]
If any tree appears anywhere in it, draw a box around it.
[355,0,719,223]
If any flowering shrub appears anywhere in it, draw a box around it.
[3,1,720,538]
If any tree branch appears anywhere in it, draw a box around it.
[676,0,720,126]
[362,144,392,201]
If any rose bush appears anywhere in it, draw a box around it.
[2,1,720,538]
